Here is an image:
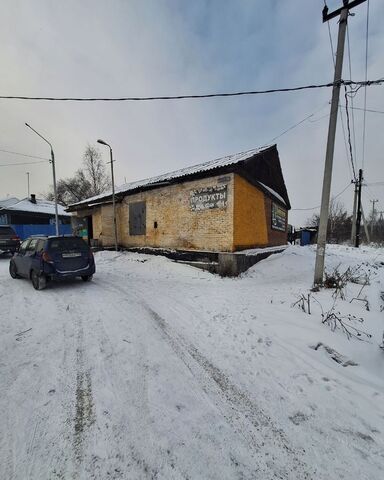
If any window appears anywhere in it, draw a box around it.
[129,202,146,235]
[26,239,38,255]
[36,239,45,252]
[19,239,30,254]
[48,237,88,252]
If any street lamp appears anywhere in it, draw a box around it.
[25,123,59,236]
[97,139,118,251]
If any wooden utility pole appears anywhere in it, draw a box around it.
[355,169,363,247]
[314,0,367,286]
[351,179,358,245]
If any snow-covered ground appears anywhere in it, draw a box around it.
[0,245,383,479]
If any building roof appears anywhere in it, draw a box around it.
[0,197,71,216]
[0,197,20,208]
[68,144,291,210]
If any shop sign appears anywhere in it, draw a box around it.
[190,185,228,211]
[271,202,286,231]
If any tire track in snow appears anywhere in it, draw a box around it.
[144,305,314,480]
[86,279,189,479]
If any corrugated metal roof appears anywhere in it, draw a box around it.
[69,145,270,208]
[0,197,70,216]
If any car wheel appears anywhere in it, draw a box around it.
[31,270,47,290]
[9,261,20,279]
[81,275,93,282]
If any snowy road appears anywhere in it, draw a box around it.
[1,247,384,479]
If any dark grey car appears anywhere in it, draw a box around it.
[0,225,21,254]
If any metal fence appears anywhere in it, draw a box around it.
[12,224,72,240]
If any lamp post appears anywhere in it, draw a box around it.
[25,123,59,235]
[26,172,30,197]
[97,139,118,251]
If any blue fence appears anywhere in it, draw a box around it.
[12,224,72,240]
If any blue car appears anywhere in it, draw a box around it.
[9,235,95,290]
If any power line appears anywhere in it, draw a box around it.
[339,104,384,114]
[324,13,354,181]
[0,79,381,102]
[362,0,370,170]
[346,24,358,170]
[0,160,48,167]
[366,181,384,186]
[262,103,329,145]
[291,182,352,211]
[0,148,50,161]
[344,87,357,180]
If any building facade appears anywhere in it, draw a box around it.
[0,195,71,239]
[68,145,290,252]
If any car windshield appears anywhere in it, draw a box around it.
[48,237,88,252]
[0,227,16,236]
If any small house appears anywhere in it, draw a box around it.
[0,195,72,239]
[67,144,290,252]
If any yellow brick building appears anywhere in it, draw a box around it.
[67,145,290,252]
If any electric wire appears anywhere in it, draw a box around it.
[262,103,329,146]
[362,0,370,170]
[346,24,358,171]
[0,80,381,102]
[0,148,50,161]
[339,105,384,114]
[344,87,357,180]
[324,10,354,181]
[291,182,352,211]
[0,160,48,167]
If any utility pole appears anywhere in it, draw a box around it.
[370,199,378,238]
[26,172,30,198]
[355,169,363,247]
[314,0,367,286]
[351,179,358,245]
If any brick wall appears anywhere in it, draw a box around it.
[84,171,288,252]
[233,174,268,250]
[110,173,235,251]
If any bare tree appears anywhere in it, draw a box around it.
[83,145,111,197]
[45,144,111,206]
[307,199,352,244]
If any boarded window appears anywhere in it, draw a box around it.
[129,202,146,235]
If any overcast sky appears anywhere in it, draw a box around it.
[0,0,383,226]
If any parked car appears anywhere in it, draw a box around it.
[9,235,95,290]
[0,225,21,254]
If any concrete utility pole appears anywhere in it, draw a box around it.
[314,0,367,286]
[370,199,378,237]
[97,139,118,252]
[25,123,59,236]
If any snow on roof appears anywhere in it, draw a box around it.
[69,145,271,208]
[0,197,71,216]
[258,182,286,206]
[0,197,20,208]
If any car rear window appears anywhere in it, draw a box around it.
[48,237,88,252]
[0,227,16,236]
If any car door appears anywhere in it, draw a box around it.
[21,238,39,277]
[13,239,30,277]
